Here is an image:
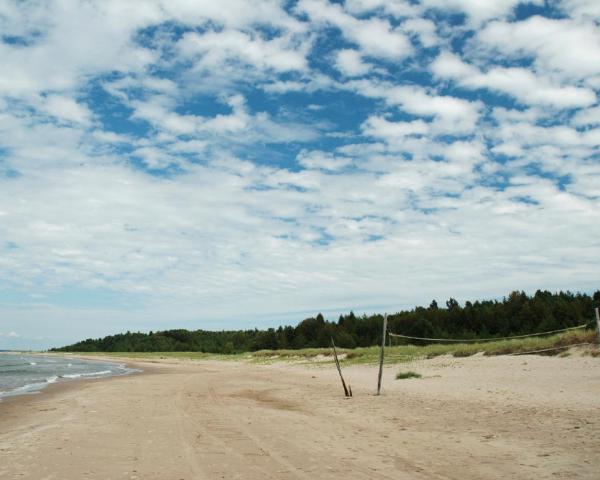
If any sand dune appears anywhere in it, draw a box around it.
[1,353,599,479]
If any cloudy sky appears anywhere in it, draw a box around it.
[1,0,599,349]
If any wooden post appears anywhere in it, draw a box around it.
[595,308,600,344]
[376,314,388,396]
[331,338,351,397]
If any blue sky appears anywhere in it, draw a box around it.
[0,0,599,349]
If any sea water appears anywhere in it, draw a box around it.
[0,353,136,400]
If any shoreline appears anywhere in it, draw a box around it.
[0,353,146,406]
[1,353,598,479]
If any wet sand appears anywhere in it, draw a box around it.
[1,353,599,479]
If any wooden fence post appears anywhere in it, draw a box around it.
[595,308,600,345]
[376,314,388,396]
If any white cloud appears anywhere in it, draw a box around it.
[344,0,418,18]
[1,0,599,347]
[401,18,439,47]
[422,0,544,26]
[474,16,600,80]
[362,116,429,141]
[431,51,597,108]
[1,135,599,339]
[297,150,353,171]
[360,117,486,178]
[349,81,482,134]
[40,95,93,125]
[0,1,157,98]
[488,108,600,152]
[572,105,600,126]
[129,94,320,144]
[560,0,600,20]
[0,0,306,103]
[178,29,308,73]
[334,49,372,77]
[263,73,337,94]
[297,0,413,60]
[130,95,197,135]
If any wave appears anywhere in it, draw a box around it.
[0,376,56,399]
[0,357,137,401]
[60,370,112,379]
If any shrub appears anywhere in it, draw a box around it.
[396,371,422,379]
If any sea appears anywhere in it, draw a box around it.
[0,353,137,400]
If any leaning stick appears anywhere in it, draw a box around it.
[331,337,351,397]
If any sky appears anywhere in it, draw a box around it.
[0,0,599,350]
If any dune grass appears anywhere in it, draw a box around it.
[61,329,597,365]
[344,328,596,365]
[60,351,233,361]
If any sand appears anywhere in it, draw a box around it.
[0,353,599,479]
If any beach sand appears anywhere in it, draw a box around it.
[0,353,598,479]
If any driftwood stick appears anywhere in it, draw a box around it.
[331,337,351,397]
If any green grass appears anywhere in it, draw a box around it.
[340,328,596,365]
[55,329,597,366]
[396,371,422,380]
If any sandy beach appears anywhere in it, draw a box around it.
[1,353,599,479]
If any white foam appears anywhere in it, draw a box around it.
[0,381,46,398]
[61,370,112,379]
[81,370,112,377]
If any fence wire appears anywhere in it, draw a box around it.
[387,323,588,343]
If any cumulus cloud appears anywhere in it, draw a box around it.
[572,106,600,126]
[560,0,600,20]
[401,17,439,47]
[297,150,353,171]
[39,95,93,125]
[344,0,418,18]
[348,80,482,134]
[178,29,308,73]
[334,49,372,76]
[474,16,600,80]
[297,0,413,60]
[431,51,597,108]
[362,116,429,141]
[1,0,599,347]
[128,93,320,148]
[422,0,544,26]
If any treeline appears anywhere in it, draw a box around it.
[53,290,600,353]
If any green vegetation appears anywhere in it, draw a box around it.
[396,371,422,379]
[343,328,595,365]
[65,329,597,365]
[69,351,232,361]
[52,289,600,354]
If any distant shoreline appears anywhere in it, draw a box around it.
[0,353,141,403]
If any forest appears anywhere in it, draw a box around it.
[52,290,600,353]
